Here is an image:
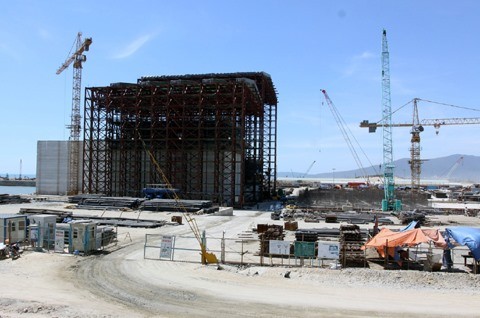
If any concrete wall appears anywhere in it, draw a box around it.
[36,141,83,195]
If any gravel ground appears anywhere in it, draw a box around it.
[1,200,480,317]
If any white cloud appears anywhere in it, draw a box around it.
[354,51,375,60]
[112,34,153,59]
[38,28,52,40]
[342,50,376,78]
[0,42,20,61]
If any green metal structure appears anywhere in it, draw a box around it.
[381,29,401,212]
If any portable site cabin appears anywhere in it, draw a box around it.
[0,214,28,244]
[68,221,97,254]
[27,214,56,248]
[54,222,116,254]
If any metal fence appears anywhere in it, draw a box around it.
[144,233,479,272]
[144,233,345,267]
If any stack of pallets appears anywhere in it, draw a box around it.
[258,224,284,255]
[339,224,366,268]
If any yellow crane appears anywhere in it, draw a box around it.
[360,98,480,191]
[56,32,92,195]
[138,133,219,265]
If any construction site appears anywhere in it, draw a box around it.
[3,23,480,317]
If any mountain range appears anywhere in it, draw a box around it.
[282,154,480,183]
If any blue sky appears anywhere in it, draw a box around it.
[1,1,480,177]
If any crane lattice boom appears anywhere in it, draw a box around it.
[56,32,92,195]
[360,117,480,129]
[381,29,400,211]
[321,89,369,182]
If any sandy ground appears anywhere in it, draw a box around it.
[1,199,480,317]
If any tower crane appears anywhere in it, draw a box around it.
[360,99,480,192]
[56,32,92,195]
[381,29,401,211]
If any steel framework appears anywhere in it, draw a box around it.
[83,72,277,208]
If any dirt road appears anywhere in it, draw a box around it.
[1,206,480,317]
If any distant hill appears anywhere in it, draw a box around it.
[282,154,480,183]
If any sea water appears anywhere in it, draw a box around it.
[0,186,36,195]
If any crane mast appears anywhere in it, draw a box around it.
[56,32,92,195]
[410,98,424,193]
[381,29,401,211]
[361,101,480,192]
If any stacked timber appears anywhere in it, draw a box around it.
[295,229,322,242]
[322,212,375,224]
[68,194,103,204]
[398,210,426,225]
[19,208,166,228]
[76,197,144,210]
[0,194,30,205]
[19,208,73,223]
[339,224,366,268]
[295,228,369,241]
[140,199,217,213]
[258,224,284,255]
[284,221,298,231]
[324,214,338,223]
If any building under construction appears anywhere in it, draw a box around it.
[82,72,278,208]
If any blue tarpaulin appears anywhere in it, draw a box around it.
[444,227,480,261]
[400,220,418,232]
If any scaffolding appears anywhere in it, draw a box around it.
[83,72,278,208]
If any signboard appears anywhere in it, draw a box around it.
[54,230,65,253]
[160,235,174,259]
[294,241,316,258]
[317,241,340,260]
[269,240,290,255]
[30,226,39,248]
